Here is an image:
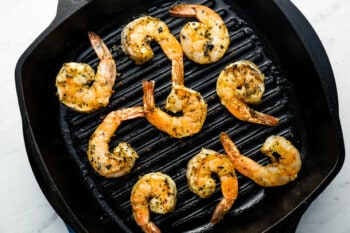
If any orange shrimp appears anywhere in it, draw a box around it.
[131,172,177,233]
[142,80,207,138]
[216,61,279,126]
[56,32,118,113]
[121,16,184,85]
[220,132,302,187]
[169,4,230,64]
[87,106,144,178]
[187,148,238,224]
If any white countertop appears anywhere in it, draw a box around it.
[1,0,349,232]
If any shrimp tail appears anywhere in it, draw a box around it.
[224,97,279,126]
[220,132,241,158]
[88,31,113,60]
[248,109,279,126]
[172,59,184,85]
[169,4,197,17]
[210,198,235,224]
[120,106,145,120]
[142,80,156,111]
[141,222,161,233]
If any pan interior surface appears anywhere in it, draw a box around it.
[18,0,342,232]
[60,0,303,231]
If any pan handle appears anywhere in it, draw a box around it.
[52,0,91,27]
[274,0,339,115]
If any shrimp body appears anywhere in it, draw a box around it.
[143,80,207,138]
[87,106,144,178]
[56,32,118,113]
[131,172,177,233]
[169,4,230,64]
[216,61,279,126]
[121,16,184,85]
[220,132,302,187]
[187,148,238,224]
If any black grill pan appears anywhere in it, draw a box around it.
[15,0,344,232]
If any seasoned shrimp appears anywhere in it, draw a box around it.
[131,172,177,233]
[220,132,302,187]
[121,16,184,85]
[142,80,207,138]
[216,61,279,126]
[169,4,230,64]
[56,31,118,113]
[187,148,238,224]
[87,106,144,178]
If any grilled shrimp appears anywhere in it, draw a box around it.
[187,148,238,224]
[121,16,184,85]
[87,106,144,178]
[56,31,118,113]
[216,61,279,126]
[169,4,230,64]
[220,132,302,187]
[131,172,177,233]
[142,80,207,138]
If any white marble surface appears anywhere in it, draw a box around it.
[0,0,349,232]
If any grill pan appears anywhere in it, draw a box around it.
[15,0,344,232]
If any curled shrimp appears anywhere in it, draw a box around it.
[142,80,207,138]
[187,148,238,224]
[216,61,279,126]
[87,106,144,178]
[169,4,230,64]
[121,16,184,85]
[131,172,177,233]
[56,31,118,113]
[220,132,302,187]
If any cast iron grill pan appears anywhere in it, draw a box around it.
[60,0,302,232]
